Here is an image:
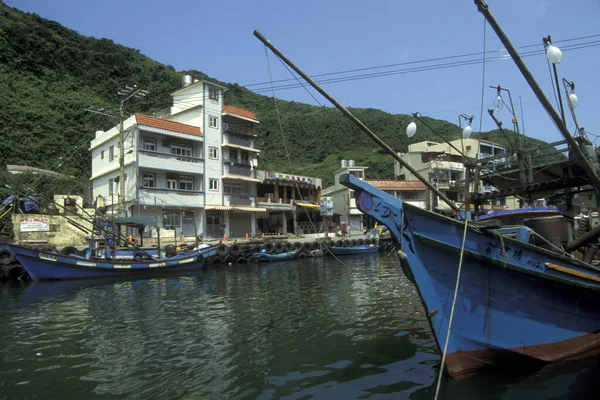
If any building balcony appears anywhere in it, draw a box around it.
[224,157,252,167]
[223,123,256,137]
[138,150,203,175]
[224,194,256,207]
[137,187,205,208]
[256,197,294,211]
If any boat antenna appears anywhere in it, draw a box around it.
[253,30,461,213]
[474,0,600,207]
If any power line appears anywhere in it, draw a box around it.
[246,40,600,95]
[243,34,600,89]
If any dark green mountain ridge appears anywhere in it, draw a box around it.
[0,2,552,189]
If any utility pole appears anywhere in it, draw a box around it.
[117,85,148,217]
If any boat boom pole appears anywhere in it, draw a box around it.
[253,30,460,213]
[474,0,600,192]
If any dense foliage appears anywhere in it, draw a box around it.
[1,2,554,192]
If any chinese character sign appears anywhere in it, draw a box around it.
[20,218,50,232]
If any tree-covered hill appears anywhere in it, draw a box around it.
[0,2,553,189]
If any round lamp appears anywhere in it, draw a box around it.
[546,44,562,64]
[406,121,417,138]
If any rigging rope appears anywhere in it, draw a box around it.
[263,45,347,261]
[478,17,487,134]
[434,218,469,400]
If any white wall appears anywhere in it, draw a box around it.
[203,83,225,206]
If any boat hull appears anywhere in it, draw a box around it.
[1,244,218,281]
[248,251,297,262]
[342,173,600,378]
[330,245,379,255]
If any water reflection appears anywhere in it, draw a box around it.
[1,255,598,399]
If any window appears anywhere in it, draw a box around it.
[179,175,193,190]
[171,144,193,161]
[208,87,219,101]
[209,116,219,129]
[162,210,180,228]
[142,173,155,188]
[209,178,219,191]
[229,148,238,161]
[209,146,219,160]
[144,138,156,151]
[349,170,363,179]
[109,146,114,161]
[167,178,177,190]
[224,182,242,195]
[101,150,104,160]
[241,151,249,165]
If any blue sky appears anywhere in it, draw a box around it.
[5,0,600,145]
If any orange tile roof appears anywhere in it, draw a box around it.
[473,138,503,147]
[135,114,202,137]
[366,180,426,190]
[223,104,258,121]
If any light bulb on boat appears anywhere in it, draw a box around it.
[462,125,472,139]
[493,94,503,112]
[406,121,417,138]
[546,44,562,64]
[568,92,579,110]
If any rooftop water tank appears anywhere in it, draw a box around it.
[348,159,356,167]
[183,74,193,87]
[340,160,348,168]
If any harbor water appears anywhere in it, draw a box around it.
[1,255,599,399]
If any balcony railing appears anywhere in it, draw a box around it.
[257,197,294,204]
[137,187,205,208]
[224,157,251,166]
[224,194,255,207]
[223,123,256,136]
[140,149,203,163]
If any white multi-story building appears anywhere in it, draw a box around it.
[394,138,514,210]
[89,78,263,239]
[322,161,426,233]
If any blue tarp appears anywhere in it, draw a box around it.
[1,196,41,212]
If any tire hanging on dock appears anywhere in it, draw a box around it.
[229,244,241,257]
[0,249,16,265]
[209,256,223,265]
[2,263,25,280]
[274,242,285,254]
[263,242,275,254]
[59,246,78,256]
[216,244,229,257]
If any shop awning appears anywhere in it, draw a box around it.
[222,174,261,183]
[293,201,320,210]
[222,143,261,153]
[205,206,267,213]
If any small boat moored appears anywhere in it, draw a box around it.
[329,245,379,256]
[247,250,297,262]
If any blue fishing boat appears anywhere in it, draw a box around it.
[342,173,600,377]
[253,0,600,378]
[329,245,379,256]
[0,215,219,281]
[0,242,219,281]
[247,250,297,262]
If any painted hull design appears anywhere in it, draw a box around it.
[341,174,600,378]
[248,251,297,262]
[330,245,379,255]
[0,244,219,281]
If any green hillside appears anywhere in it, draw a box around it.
[0,2,552,189]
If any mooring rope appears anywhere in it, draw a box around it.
[434,218,469,400]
